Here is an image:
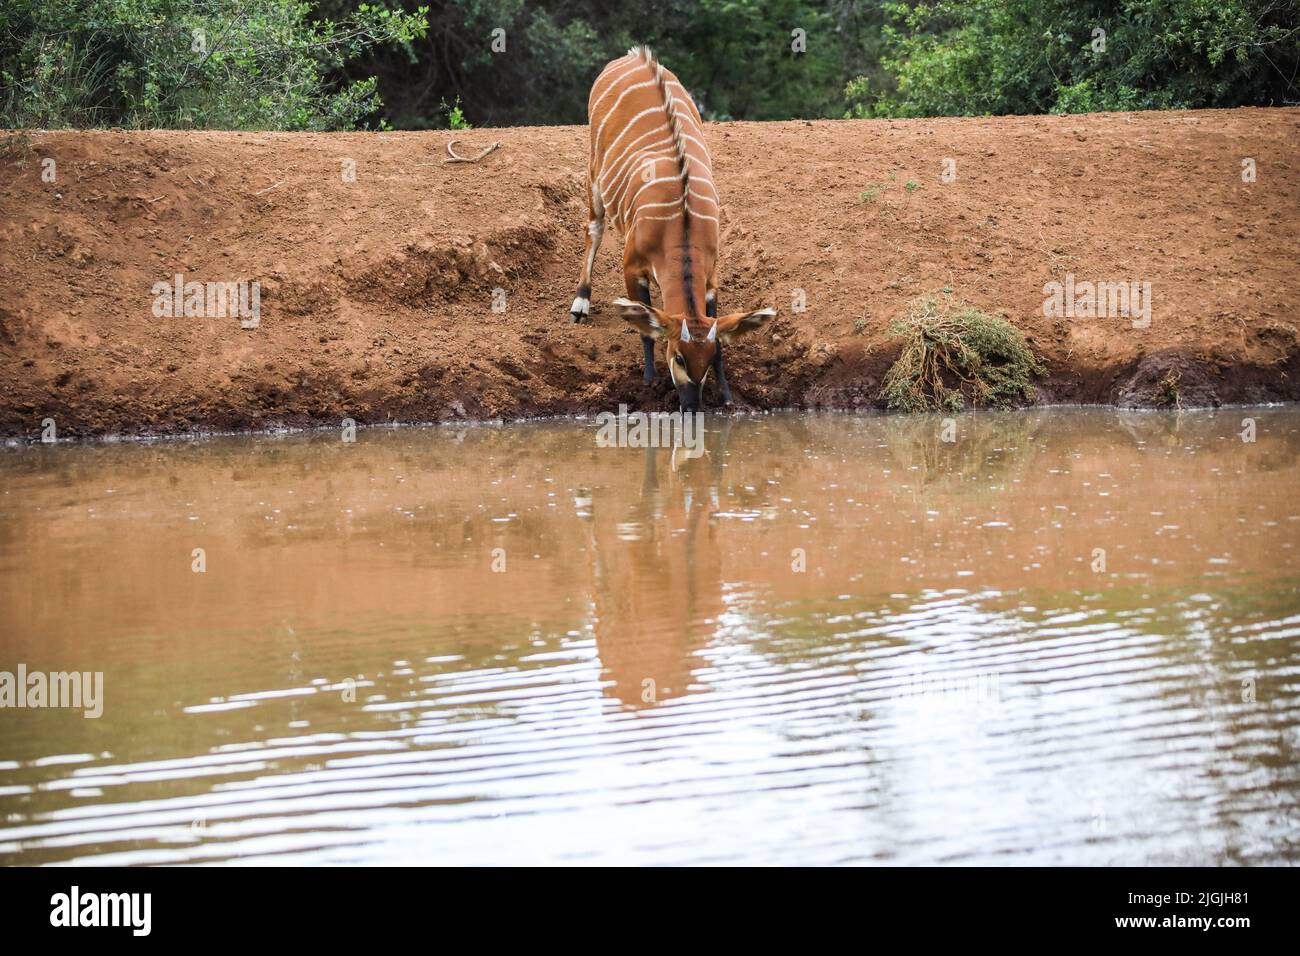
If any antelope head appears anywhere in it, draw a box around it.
[614,298,776,411]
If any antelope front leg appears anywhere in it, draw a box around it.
[627,274,656,381]
[711,342,732,405]
[706,288,732,404]
[569,182,605,324]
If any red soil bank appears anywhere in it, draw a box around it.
[1,108,1298,438]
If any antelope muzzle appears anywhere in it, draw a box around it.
[676,381,702,413]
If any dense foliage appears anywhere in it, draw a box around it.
[849,0,1300,117]
[325,0,884,128]
[1,0,1296,129]
[0,0,427,128]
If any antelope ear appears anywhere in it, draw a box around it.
[715,307,776,341]
[614,297,668,339]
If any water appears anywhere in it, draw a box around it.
[1,408,1298,866]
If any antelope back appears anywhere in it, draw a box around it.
[588,48,719,254]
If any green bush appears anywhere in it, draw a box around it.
[847,0,1300,118]
[325,0,883,128]
[0,0,428,129]
[3,0,1294,130]
[880,296,1043,411]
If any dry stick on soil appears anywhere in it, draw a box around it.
[444,140,502,164]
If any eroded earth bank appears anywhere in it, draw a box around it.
[1,108,1298,438]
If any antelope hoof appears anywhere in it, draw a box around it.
[569,296,590,324]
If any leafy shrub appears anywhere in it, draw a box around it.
[445,97,471,130]
[0,0,428,129]
[3,0,1294,131]
[880,296,1043,411]
[329,0,889,128]
[848,0,1300,118]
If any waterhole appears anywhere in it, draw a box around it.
[1,408,1297,864]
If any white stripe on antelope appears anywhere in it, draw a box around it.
[568,46,776,411]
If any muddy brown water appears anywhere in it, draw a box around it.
[1,408,1298,865]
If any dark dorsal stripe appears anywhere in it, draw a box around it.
[645,49,697,319]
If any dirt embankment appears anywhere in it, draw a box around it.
[1,109,1298,438]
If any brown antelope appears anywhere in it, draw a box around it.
[569,47,776,411]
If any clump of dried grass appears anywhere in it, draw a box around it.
[880,296,1043,412]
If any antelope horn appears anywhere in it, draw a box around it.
[680,321,691,343]
[706,321,718,342]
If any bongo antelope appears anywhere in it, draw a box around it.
[569,47,775,411]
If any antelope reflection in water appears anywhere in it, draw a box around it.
[581,419,737,708]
